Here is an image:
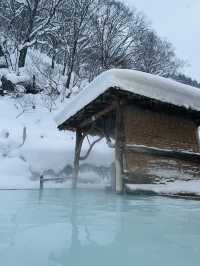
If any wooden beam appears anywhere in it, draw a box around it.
[80,136,103,161]
[125,144,200,163]
[39,176,69,189]
[80,102,117,128]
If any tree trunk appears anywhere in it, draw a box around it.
[65,39,78,92]
[2,41,12,70]
[65,69,72,90]
[51,53,56,69]
[0,45,4,57]
[18,47,28,68]
[62,51,67,75]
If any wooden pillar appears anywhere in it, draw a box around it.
[115,101,124,193]
[111,162,116,191]
[40,175,44,190]
[73,129,84,189]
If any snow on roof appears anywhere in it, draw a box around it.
[55,69,200,126]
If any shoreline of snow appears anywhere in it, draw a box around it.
[126,180,200,197]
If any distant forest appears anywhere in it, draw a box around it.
[0,0,199,92]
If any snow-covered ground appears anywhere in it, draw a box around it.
[0,95,114,189]
[0,49,115,190]
[126,180,200,197]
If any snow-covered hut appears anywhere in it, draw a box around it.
[55,69,200,193]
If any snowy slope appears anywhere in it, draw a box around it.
[0,48,115,189]
[0,95,114,189]
[55,69,200,126]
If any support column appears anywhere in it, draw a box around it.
[73,129,84,189]
[115,100,124,193]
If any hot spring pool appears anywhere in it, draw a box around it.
[0,189,200,266]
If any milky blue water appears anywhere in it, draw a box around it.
[0,189,200,266]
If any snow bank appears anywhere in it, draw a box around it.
[0,67,30,87]
[0,95,113,189]
[0,155,32,189]
[55,69,200,126]
[126,180,200,196]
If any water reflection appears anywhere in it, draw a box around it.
[0,189,200,266]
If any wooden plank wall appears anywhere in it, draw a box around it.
[123,105,200,183]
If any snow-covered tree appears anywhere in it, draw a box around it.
[0,0,63,68]
[85,1,134,78]
[0,0,188,96]
[59,0,97,95]
[131,29,183,76]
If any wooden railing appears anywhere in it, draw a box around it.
[39,175,67,189]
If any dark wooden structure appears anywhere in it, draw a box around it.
[57,71,200,193]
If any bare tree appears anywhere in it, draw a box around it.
[131,29,183,76]
[0,0,186,96]
[81,0,147,81]
[58,0,96,97]
[84,0,134,78]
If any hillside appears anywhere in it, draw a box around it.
[0,53,114,189]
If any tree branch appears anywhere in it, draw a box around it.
[80,136,103,161]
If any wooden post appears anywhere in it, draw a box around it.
[40,175,44,190]
[115,100,124,193]
[72,129,84,189]
[110,162,116,191]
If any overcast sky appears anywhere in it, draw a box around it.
[125,0,200,80]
